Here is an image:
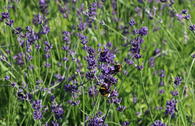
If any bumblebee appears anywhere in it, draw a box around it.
[99,85,110,97]
[113,64,122,74]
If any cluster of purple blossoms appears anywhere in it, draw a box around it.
[174,76,182,86]
[85,46,96,80]
[13,53,25,65]
[62,31,71,44]
[32,14,45,25]
[151,120,166,126]
[99,48,115,64]
[139,27,148,36]
[108,89,122,104]
[54,74,65,82]
[26,26,39,45]
[32,100,43,120]
[45,121,59,126]
[171,90,179,96]
[160,0,167,2]
[39,0,49,15]
[117,105,126,112]
[17,89,28,100]
[189,25,195,31]
[32,0,50,35]
[165,99,177,116]
[88,86,99,97]
[129,19,136,26]
[44,41,53,59]
[159,70,165,86]
[128,36,145,69]
[87,112,107,126]
[68,100,80,106]
[87,2,98,27]
[64,75,81,106]
[124,21,149,70]
[57,2,69,18]
[176,9,191,21]
[64,84,78,93]
[1,12,14,26]
[51,105,64,118]
[78,22,87,31]
[120,121,130,126]
[1,12,9,20]
[78,33,88,45]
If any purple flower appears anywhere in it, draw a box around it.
[5,19,14,26]
[17,89,27,100]
[110,89,119,97]
[159,70,165,78]
[4,75,10,80]
[78,22,87,31]
[64,84,78,92]
[138,26,148,36]
[189,25,195,31]
[68,100,80,106]
[151,120,166,126]
[32,14,44,25]
[100,64,115,75]
[133,97,137,104]
[192,53,195,58]
[87,114,104,126]
[149,57,155,67]
[136,65,144,70]
[50,95,55,102]
[11,82,17,87]
[160,0,167,2]
[86,71,95,80]
[86,46,96,55]
[33,110,42,120]
[62,31,71,44]
[108,97,122,104]
[54,74,65,82]
[51,121,59,126]
[171,91,179,96]
[174,76,182,86]
[86,56,96,70]
[130,37,144,59]
[32,100,42,110]
[184,14,191,20]
[39,0,48,15]
[159,81,164,86]
[40,25,50,34]
[175,14,183,21]
[106,42,112,48]
[159,89,165,94]
[103,75,118,85]
[153,48,161,56]
[52,105,64,118]
[14,27,23,34]
[44,63,51,68]
[13,53,25,65]
[1,12,9,19]
[181,9,188,14]
[88,86,99,97]
[120,121,130,126]
[99,48,115,63]
[117,106,126,112]
[165,99,177,116]
[124,58,133,65]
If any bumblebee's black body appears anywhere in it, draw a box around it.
[112,64,122,74]
[99,85,110,96]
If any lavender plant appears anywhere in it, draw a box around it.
[0,0,195,126]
